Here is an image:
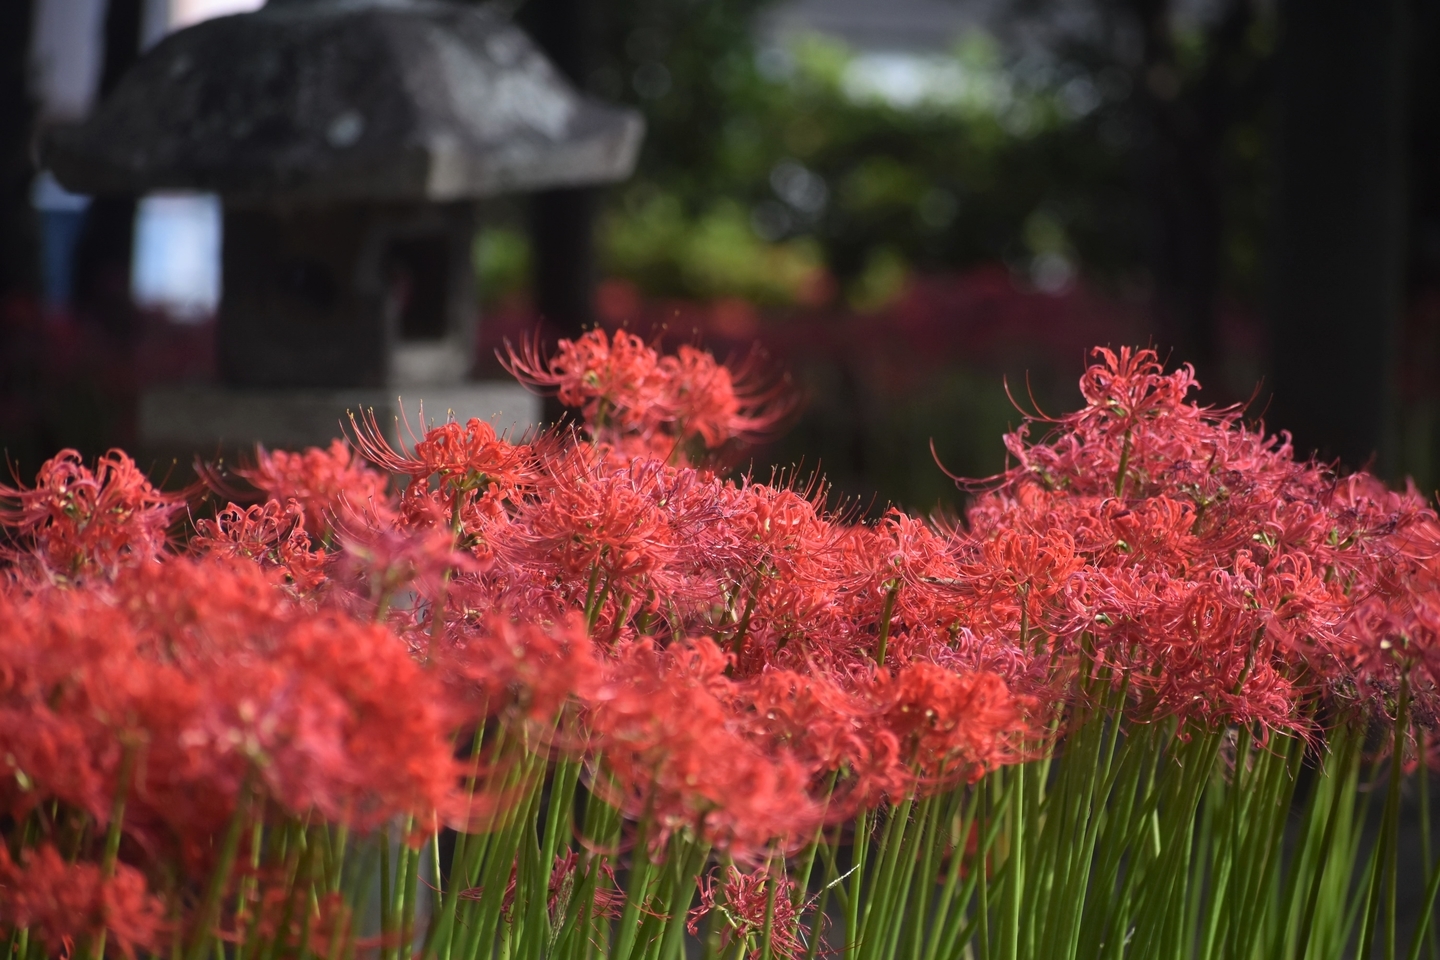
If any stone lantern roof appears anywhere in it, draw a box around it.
[41,0,640,454]
[45,0,645,203]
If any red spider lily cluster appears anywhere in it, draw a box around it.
[2,331,1437,960]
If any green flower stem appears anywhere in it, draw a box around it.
[379,826,395,960]
[873,794,929,960]
[1039,696,1126,960]
[452,732,532,960]
[1359,680,1411,960]
[976,778,992,960]
[791,773,839,911]
[468,754,545,960]
[1405,838,1440,960]
[186,774,253,960]
[557,782,622,960]
[845,807,871,955]
[262,818,314,960]
[897,788,949,960]
[858,797,913,958]
[922,785,982,960]
[1293,724,1361,960]
[758,856,779,960]
[805,831,842,960]
[1076,722,1159,960]
[610,808,655,960]
[874,582,898,667]
[655,839,709,960]
[88,743,139,960]
[393,816,419,960]
[1419,725,1438,960]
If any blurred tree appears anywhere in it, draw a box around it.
[485,0,1276,361]
[1401,0,1440,491]
[1003,0,1275,381]
[1268,0,1407,471]
[1132,0,1271,376]
[515,0,601,348]
[71,0,143,340]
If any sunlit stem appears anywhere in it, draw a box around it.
[845,808,870,953]
[379,826,394,960]
[730,572,765,663]
[874,581,899,667]
[1385,679,1411,960]
[792,771,840,909]
[262,826,316,960]
[758,858,779,960]
[583,564,602,623]
[330,824,349,896]
[98,746,136,880]
[186,773,253,960]
[397,813,420,960]
[613,591,634,638]
[610,800,655,960]
[90,742,139,960]
[587,579,614,636]
[428,488,467,646]
[1113,426,1132,498]
[1358,676,1410,960]
[1419,725,1439,960]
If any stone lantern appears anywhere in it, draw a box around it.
[45,0,643,449]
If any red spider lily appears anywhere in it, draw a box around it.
[230,884,353,960]
[331,495,477,626]
[0,584,209,834]
[350,413,536,500]
[6,335,1440,960]
[867,662,1033,788]
[0,449,183,575]
[739,667,908,814]
[657,345,795,449]
[504,331,793,463]
[192,499,327,591]
[0,554,462,856]
[586,638,821,857]
[504,329,667,434]
[432,612,598,728]
[494,850,626,924]
[502,451,687,621]
[948,346,1440,729]
[235,440,394,539]
[0,844,165,960]
[687,865,809,960]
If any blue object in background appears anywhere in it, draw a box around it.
[31,170,91,311]
[131,192,223,322]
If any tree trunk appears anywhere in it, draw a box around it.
[0,0,38,304]
[1267,0,1408,471]
[71,0,143,338]
[518,0,603,425]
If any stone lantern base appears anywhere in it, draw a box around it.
[138,381,540,458]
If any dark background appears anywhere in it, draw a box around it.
[3,0,1440,514]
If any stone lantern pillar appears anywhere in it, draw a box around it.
[45,0,643,450]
